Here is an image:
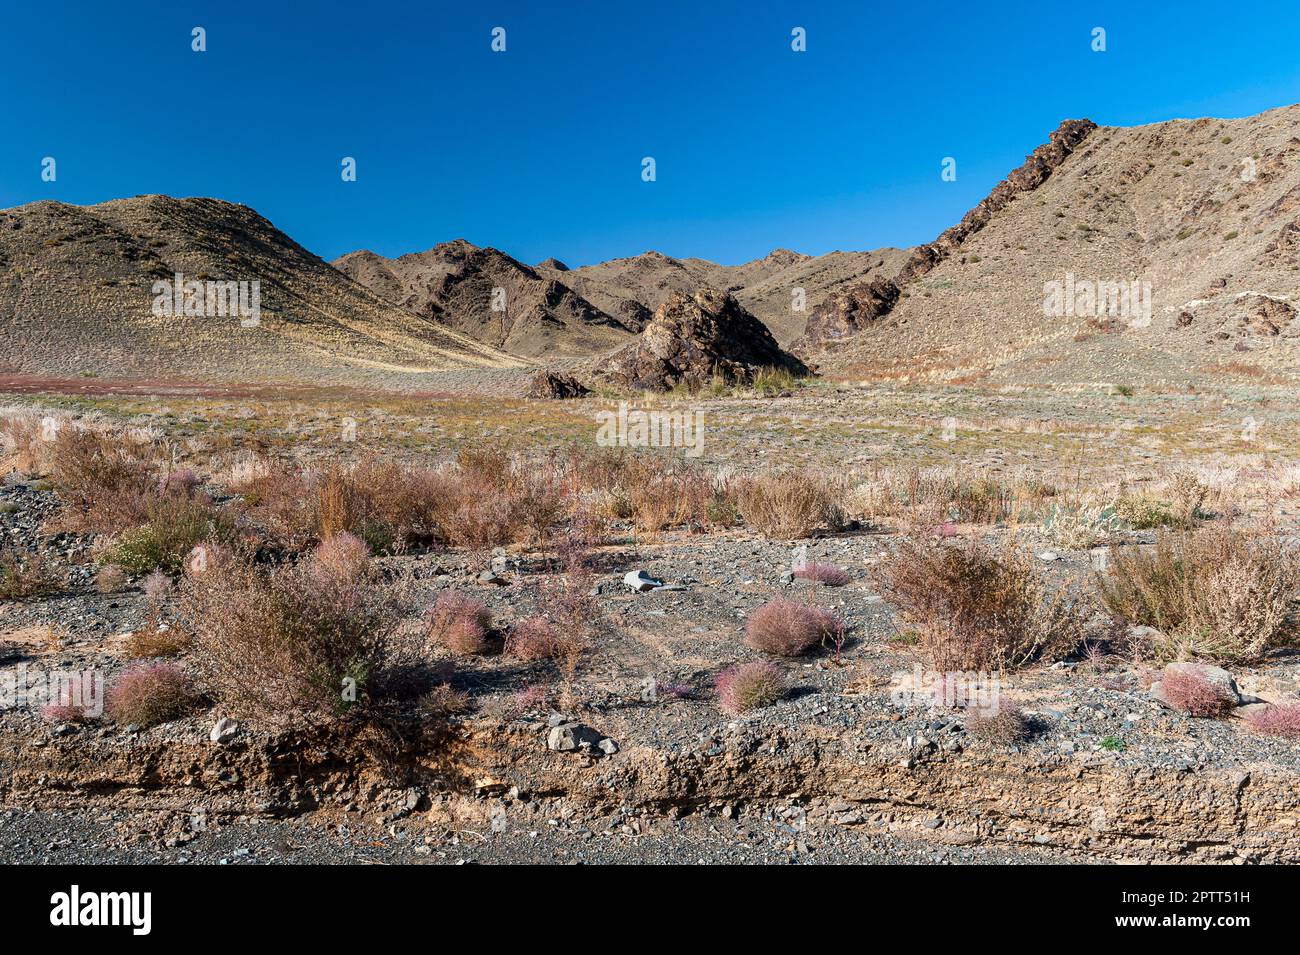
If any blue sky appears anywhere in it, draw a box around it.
[4,1,1300,266]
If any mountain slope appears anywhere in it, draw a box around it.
[0,196,523,383]
[542,247,903,345]
[334,242,634,358]
[810,106,1300,386]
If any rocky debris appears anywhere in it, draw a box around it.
[797,118,1097,353]
[525,369,591,399]
[476,569,508,587]
[1151,662,1242,708]
[209,718,239,745]
[602,288,807,391]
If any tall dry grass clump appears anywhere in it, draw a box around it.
[735,469,846,539]
[876,537,1081,671]
[180,533,409,726]
[1097,526,1300,664]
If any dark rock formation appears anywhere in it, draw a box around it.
[525,369,592,399]
[603,288,807,392]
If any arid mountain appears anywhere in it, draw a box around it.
[806,106,1300,387]
[0,196,523,385]
[333,242,634,358]
[543,247,903,345]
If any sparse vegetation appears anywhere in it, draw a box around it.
[180,534,409,726]
[876,537,1081,671]
[427,591,493,656]
[1097,527,1300,664]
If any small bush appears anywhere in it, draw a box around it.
[745,597,841,657]
[793,563,851,586]
[427,591,493,656]
[108,493,230,574]
[735,470,845,539]
[125,625,189,659]
[965,702,1030,743]
[1159,667,1237,717]
[715,661,785,714]
[1242,703,1300,738]
[1097,527,1300,664]
[876,537,1081,671]
[180,535,407,727]
[0,548,56,600]
[505,616,563,661]
[105,663,196,726]
[94,564,129,594]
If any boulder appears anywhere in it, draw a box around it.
[602,288,807,392]
[547,722,604,753]
[525,369,591,399]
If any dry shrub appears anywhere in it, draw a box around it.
[528,555,601,707]
[852,467,1055,527]
[180,533,408,727]
[965,702,1031,743]
[125,626,190,659]
[745,597,841,657]
[505,616,563,661]
[427,591,493,656]
[108,492,232,575]
[0,548,57,600]
[1159,667,1237,717]
[105,662,196,726]
[0,412,50,473]
[876,537,1081,671]
[1097,526,1300,664]
[1242,703,1300,738]
[715,661,785,714]
[736,469,845,539]
[46,428,159,533]
[793,563,851,586]
[94,564,129,594]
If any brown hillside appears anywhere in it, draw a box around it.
[334,241,634,358]
[809,106,1300,387]
[0,196,523,385]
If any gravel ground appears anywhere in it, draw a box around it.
[0,805,1079,865]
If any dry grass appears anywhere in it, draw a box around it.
[965,702,1031,743]
[1158,667,1237,717]
[735,469,846,539]
[0,548,57,600]
[1097,526,1300,664]
[876,536,1081,671]
[105,662,197,727]
[1242,703,1300,738]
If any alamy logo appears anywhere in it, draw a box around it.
[0,664,104,717]
[595,402,704,458]
[50,885,152,935]
[889,664,1000,716]
[151,272,261,327]
[1042,272,1151,328]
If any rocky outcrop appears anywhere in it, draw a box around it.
[525,369,591,399]
[797,119,1098,352]
[602,288,807,391]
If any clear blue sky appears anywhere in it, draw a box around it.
[4,1,1300,267]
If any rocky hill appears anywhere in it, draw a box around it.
[0,196,522,385]
[334,241,635,358]
[805,106,1300,387]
